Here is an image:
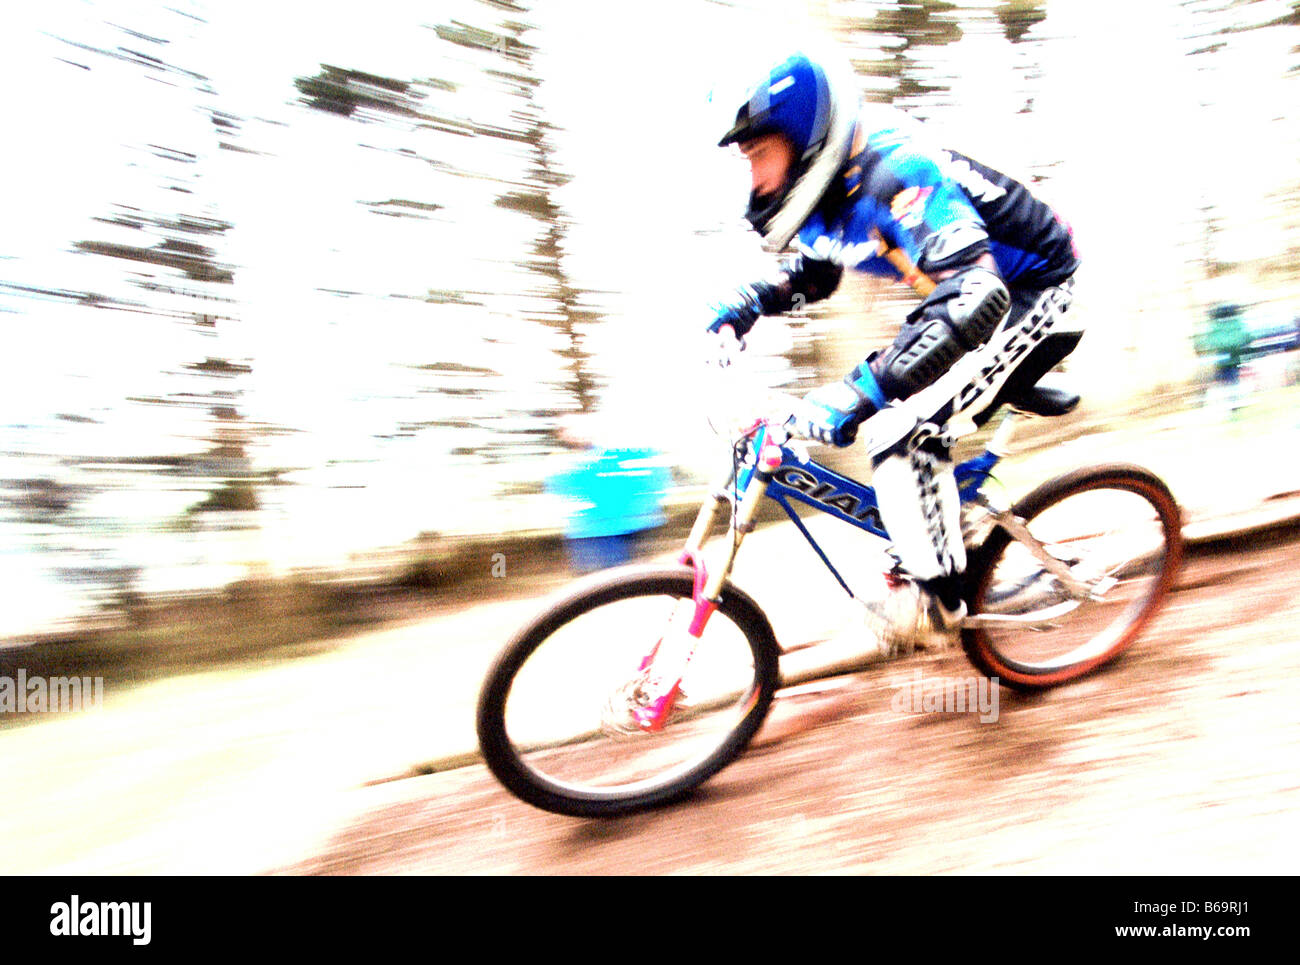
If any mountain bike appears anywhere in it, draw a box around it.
[475,383,1184,817]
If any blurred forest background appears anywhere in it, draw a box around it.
[1,0,1297,642]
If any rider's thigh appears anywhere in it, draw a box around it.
[949,279,1079,430]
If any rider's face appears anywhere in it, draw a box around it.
[739,134,795,199]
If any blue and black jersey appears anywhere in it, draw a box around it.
[795,106,1078,291]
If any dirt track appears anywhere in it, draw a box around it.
[282,529,1300,875]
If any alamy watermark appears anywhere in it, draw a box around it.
[0,669,103,715]
[890,668,999,723]
[50,895,150,945]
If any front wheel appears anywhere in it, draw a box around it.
[476,566,780,817]
[962,464,1183,690]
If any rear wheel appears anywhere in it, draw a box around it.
[962,465,1183,690]
[476,566,780,817]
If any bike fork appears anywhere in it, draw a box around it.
[632,448,776,732]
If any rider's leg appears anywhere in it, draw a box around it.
[971,285,1085,427]
[868,433,967,653]
[871,434,965,602]
[867,278,1081,650]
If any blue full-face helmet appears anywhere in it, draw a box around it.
[718,52,858,251]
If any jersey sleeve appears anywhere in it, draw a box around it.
[865,149,990,274]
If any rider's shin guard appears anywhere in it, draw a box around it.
[871,439,965,586]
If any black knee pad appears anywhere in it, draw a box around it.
[872,319,967,399]
[871,267,1010,400]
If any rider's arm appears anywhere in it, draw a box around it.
[861,151,1010,402]
[708,253,843,338]
[795,155,1009,447]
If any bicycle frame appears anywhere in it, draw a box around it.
[681,412,1018,607]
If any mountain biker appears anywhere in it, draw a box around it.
[708,52,1082,653]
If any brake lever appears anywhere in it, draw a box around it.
[754,396,811,464]
[764,418,809,463]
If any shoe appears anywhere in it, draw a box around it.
[863,580,967,657]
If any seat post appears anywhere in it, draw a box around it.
[987,410,1024,458]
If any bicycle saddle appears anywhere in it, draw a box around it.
[1006,382,1081,417]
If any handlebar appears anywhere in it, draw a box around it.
[724,388,920,463]
[704,342,918,460]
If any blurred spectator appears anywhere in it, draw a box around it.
[1242,307,1300,388]
[545,417,672,573]
[1195,302,1252,417]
